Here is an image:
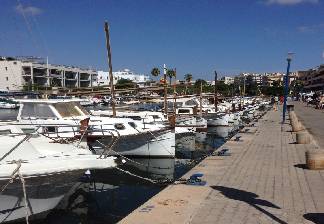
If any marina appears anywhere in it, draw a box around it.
[0,95,269,223]
[1,1,324,223]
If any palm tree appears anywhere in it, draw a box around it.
[167,69,176,86]
[151,67,160,78]
[185,73,193,84]
[184,73,193,94]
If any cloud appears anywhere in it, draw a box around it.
[297,23,324,33]
[15,4,43,16]
[265,0,319,5]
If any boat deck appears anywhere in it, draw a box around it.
[119,109,324,224]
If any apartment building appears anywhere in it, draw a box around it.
[298,65,324,91]
[0,56,98,91]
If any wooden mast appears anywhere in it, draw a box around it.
[214,70,218,111]
[104,21,116,117]
[163,64,168,116]
[199,81,203,116]
[173,68,177,119]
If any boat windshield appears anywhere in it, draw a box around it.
[185,99,197,106]
[21,103,57,119]
[53,102,89,117]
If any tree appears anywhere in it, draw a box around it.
[184,73,193,84]
[151,67,160,78]
[166,69,176,86]
[290,80,304,96]
[245,83,258,96]
[115,78,136,89]
[184,73,193,95]
[194,79,207,88]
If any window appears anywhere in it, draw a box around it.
[185,99,197,106]
[21,103,57,119]
[54,102,82,117]
[128,122,137,129]
[44,126,57,133]
[114,123,125,130]
[5,77,8,81]
[5,67,7,71]
[53,102,89,117]
[0,129,11,134]
[178,109,191,114]
[21,128,35,134]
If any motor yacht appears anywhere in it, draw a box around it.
[15,99,175,158]
[0,125,117,223]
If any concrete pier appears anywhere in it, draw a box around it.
[120,109,324,224]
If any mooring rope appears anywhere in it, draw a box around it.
[0,160,29,223]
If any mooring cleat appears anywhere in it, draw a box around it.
[234,136,242,141]
[217,148,231,156]
[186,173,206,186]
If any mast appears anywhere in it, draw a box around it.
[163,64,168,116]
[173,68,177,117]
[46,56,49,98]
[104,21,116,117]
[214,70,218,111]
[243,75,246,107]
[199,81,203,116]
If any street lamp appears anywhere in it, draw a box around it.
[282,52,294,124]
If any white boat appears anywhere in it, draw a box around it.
[15,99,175,158]
[195,116,207,132]
[207,113,230,126]
[0,125,117,223]
[207,125,234,138]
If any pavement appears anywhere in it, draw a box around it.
[292,101,324,149]
[119,109,324,224]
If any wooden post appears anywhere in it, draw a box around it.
[104,21,116,117]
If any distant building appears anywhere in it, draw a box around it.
[234,73,267,87]
[97,69,151,87]
[297,65,324,91]
[220,76,234,85]
[264,73,283,86]
[0,56,97,91]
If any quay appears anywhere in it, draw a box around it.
[120,107,324,224]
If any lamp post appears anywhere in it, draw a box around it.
[282,52,294,124]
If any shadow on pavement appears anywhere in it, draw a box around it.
[211,186,287,224]
[303,213,324,224]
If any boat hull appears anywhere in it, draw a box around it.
[91,129,175,158]
[0,171,84,223]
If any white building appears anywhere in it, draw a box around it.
[97,69,151,87]
[0,56,98,91]
[220,76,234,85]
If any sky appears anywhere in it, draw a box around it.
[0,0,324,80]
